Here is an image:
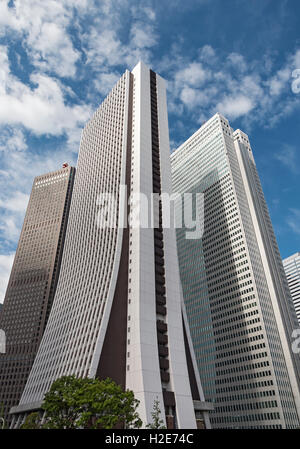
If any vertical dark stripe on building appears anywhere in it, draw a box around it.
[182,316,200,400]
[150,69,176,421]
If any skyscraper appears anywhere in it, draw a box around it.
[11,62,211,429]
[171,113,300,429]
[283,253,300,325]
[0,165,75,424]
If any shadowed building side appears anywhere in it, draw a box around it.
[0,165,75,424]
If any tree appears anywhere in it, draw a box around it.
[20,412,41,429]
[42,375,142,429]
[146,397,166,429]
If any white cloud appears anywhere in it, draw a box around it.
[130,23,157,49]
[274,145,299,173]
[168,44,300,127]
[83,28,124,68]
[0,128,27,152]
[143,7,156,21]
[293,50,300,69]
[0,46,91,136]
[94,72,121,95]
[226,53,247,72]
[268,67,291,96]
[180,87,199,107]
[198,45,216,63]
[175,62,208,87]
[0,0,84,78]
[0,191,29,245]
[0,191,29,213]
[78,1,159,72]
[216,95,254,120]
[287,209,300,235]
[0,253,14,303]
[0,215,22,243]
[0,2,19,32]
[28,22,80,78]
[179,86,217,110]
[83,16,158,72]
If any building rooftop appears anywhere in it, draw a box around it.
[283,252,300,264]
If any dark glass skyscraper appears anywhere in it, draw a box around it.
[0,165,75,423]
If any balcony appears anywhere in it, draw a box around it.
[160,370,170,383]
[163,391,175,407]
[157,320,167,332]
[158,345,168,357]
[157,332,168,345]
[154,229,163,239]
[155,247,164,257]
[152,160,160,170]
[155,267,166,285]
[156,295,166,306]
[156,304,167,316]
[166,415,175,429]
[159,357,169,370]
[155,256,164,266]
[156,285,166,296]
[155,255,164,266]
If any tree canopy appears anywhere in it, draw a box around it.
[41,376,142,429]
[20,412,41,429]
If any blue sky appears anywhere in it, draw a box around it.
[0,0,300,302]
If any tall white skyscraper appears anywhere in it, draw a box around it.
[171,112,300,429]
[10,62,211,429]
[283,253,300,325]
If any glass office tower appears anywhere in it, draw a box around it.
[171,113,300,428]
[283,253,300,325]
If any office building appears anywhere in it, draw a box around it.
[11,62,211,429]
[0,165,75,423]
[171,113,300,428]
[283,253,300,325]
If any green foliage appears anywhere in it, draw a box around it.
[146,397,166,429]
[42,375,142,429]
[20,412,41,429]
